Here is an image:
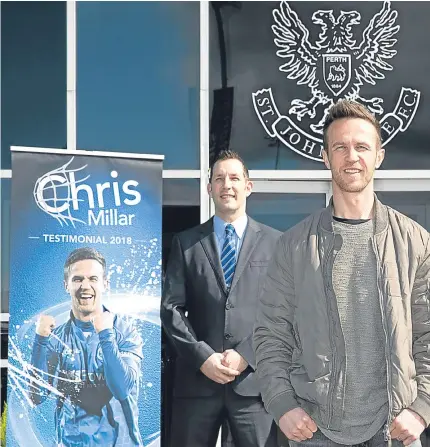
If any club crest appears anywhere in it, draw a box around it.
[252,1,421,162]
[323,54,351,96]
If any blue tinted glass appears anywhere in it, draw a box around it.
[1,179,10,313]
[163,179,200,207]
[210,1,429,170]
[376,191,430,231]
[77,2,200,169]
[247,193,326,232]
[1,2,67,169]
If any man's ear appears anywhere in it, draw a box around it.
[64,280,69,293]
[322,149,330,170]
[207,182,212,197]
[245,180,253,198]
[376,148,385,169]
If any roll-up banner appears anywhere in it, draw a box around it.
[6,147,163,447]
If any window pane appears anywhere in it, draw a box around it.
[210,1,430,169]
[1,179,10,314]
[0,321,7,360]
[163,178,200,207]
[247,193,326,232]
[77,2,200,169]
[377,192,430,231]
[1,1,67,169]
[162,178,200,272]
[1,367,6,413]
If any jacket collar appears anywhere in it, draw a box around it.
[320,193,388,235]
[199,216,261,295]
[199,215,261,236]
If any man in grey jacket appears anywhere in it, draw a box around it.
[254,100,430,447]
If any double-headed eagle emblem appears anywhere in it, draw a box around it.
[273,0,399,133]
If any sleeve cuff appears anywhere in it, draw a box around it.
[34,334,50,346]
[267,390,301,424]
[234,339,256,371]
[194,343,215,370]
[408,392,430,427]
[98,328,115,342]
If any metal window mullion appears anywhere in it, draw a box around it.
[326,182,332,206]
[162,170,200,179]
[67,1,77,151]
[252,180,329,194]
[375,179,430,191]
[248,170,430,181]
[200,1,210,223]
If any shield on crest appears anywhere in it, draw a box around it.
[323,54,351,96]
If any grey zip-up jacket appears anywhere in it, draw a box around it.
[254,197,430,433]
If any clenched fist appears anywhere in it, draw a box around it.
[390,409,426,446]
[200,353,240,384]
[92,312,114,333]
[279,407,318,442]
[221,349,248,374]
[36,315,56,337]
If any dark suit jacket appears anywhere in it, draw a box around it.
[161,216,281,398]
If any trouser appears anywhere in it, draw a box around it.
[170,385,278,447]
[286,425,422,447]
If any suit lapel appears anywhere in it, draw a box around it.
[199,218,228,295]
[229,217,261,293]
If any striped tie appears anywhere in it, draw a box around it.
[221,224,236,290]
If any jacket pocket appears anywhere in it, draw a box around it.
[292,322,303,352]
[386,277,402,297]
[249,260,270,267]
[250,260,270,298]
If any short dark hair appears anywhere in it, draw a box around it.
[209,150,249,182]
[322,100,382,152]
[64,247,106,280]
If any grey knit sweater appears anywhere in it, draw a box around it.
[320,219,388,444]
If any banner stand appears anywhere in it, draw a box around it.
[7,146,163,447]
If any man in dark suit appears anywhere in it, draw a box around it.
[161,150,281,447]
